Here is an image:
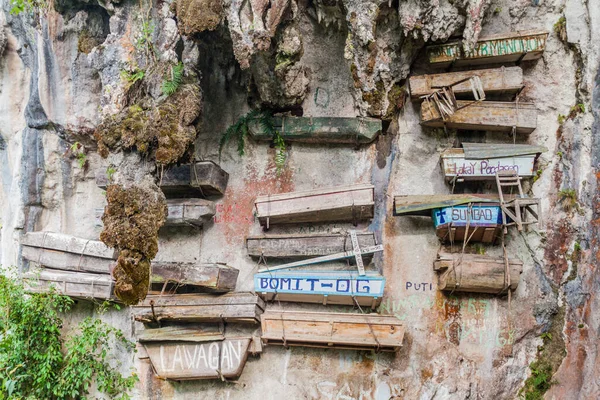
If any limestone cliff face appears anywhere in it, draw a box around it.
[0,0,599,398]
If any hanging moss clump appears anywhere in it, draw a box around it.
[101,183,167,305]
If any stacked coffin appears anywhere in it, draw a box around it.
[395,30,549,296]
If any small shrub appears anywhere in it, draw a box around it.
[120,69,145,89]
[558,188,578,212]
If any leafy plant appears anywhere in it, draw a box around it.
[533,169,543,183]
[9,0,44,15]
[540,332,552,341]
[558,188,579,212]
[557,114,566,125]
[107,166,117,181]
[520,359,555,400]
[120,69,145,89]
[67,142,88,170]
[0,272,137,399]
[161,62,184,97]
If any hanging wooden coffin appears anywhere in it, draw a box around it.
[254,184,375,227]
[254,271,385,307]
[96,161,229,197]
[421,100,537,134]
[434,252,523,294]
[95,199,216,228]
[427,30,548,67]
[432,204,503,244]
[440,143,546,182]
[261,311,404,351]
[150,262,238,293]
[248,116,382,144]
[23,268,115,300]
[21,232,117,274]
[132,292,265,324]
[246,232,377,259]
[409,67,524,100]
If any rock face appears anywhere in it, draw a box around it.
[1,0,600,398]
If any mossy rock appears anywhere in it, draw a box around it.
[175,0,223,36]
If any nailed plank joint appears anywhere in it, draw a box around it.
[261,311,404,352]
[421,100,537,134]
[427,30,548,67]
[249,116,382,144]
[254,271,385,307]
[409,67,524,99]
[132,292,265,324]
[434,252,523,294]
[254,184,375,227]
[96,161,229,197]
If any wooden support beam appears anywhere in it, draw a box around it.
[434,252,523,294]
[420,100,537,134]
[261,311,404,352]
[23,268,115,301]
[427,30,548,67]
[254,184,375,227]
[248,116,382,144]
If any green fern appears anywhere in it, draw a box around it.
[162,62,184,96]
[273,130,287,173]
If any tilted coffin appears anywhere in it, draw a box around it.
[261,311,404,351]
[254,184,375,227]
[246,232,377,259]
[96,161,229,197]
[427,30,548,67]
[132,292,265,324]
[420,100,537,134]
[434,252,523,294]
[254,271,385,307]
[95,199,215,228]
[409,66,524,100]
[23,268,116,300]
[440,143,546,181]
[248,116,382,144]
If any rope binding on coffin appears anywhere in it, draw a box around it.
[77,239,92,272]
[192,162,207,198]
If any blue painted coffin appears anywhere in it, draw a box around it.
[254,271,385,307]
[432,205,503,228]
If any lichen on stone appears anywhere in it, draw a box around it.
[77,29,102,54]
[174,0,223,36]
[101,183,167,305]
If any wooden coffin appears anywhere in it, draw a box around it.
[248,116,382,144]
[21,232,117,274]
[95,161,229,197]
[143,338,252,380]
[409,66,523,100]
[254,271,385,307]
[246,232,377,259]
[433,204,503,244]
[95,199,216,228]
[393,194,506,216]
[434,252,523,294]
[132,292,265,324]
[421,100,537,134]
[254,184,375,227]
[150,262,238,293]
[440,143,546,181]
[427,30,548,67]
[261,311,404,351]
[24,268,115,300]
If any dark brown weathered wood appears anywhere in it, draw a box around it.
[246,232,376,259]
[254,184,374,227]
[132,293,265,324]
[434,252,523,294]
[150,262,238,292]
[421,100,537,134]
[409,67,524,100]
[144,338,252,380]
[21,232,117,259]
[261,311,404,352]
[436,225,502,244]
[23,268,115,300]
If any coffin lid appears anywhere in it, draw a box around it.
[461,143,547,159]
[394,194,506,216]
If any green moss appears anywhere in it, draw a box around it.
[558,188,579,212]
[554,16,566,41]
[175,0,222,36]
[77,29,100,54]
[384,83,407,120]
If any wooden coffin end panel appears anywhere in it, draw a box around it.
[159,162,229,198]
[189,161,229,196]
[144,338,251,380]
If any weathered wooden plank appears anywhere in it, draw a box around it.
[96,161,229,197]
[132,293,265,324]
[435,252,523,293]
[22,246,114,274]
[138,325,224,343]
[246,232,377,259]
[23,268,115,300]
[254,184,374,227]
[254,271,385,307]
[433,204,503,244]
[421,100,537,133]
[440,145,543,181]
[248,116,382,144]
[21,232,117,259]
[409,67,523,100]
[393,194,507,216]
[150,262,238,292]
[427,30,548,67]
[144,338,252,380]
[261,311,404,352]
